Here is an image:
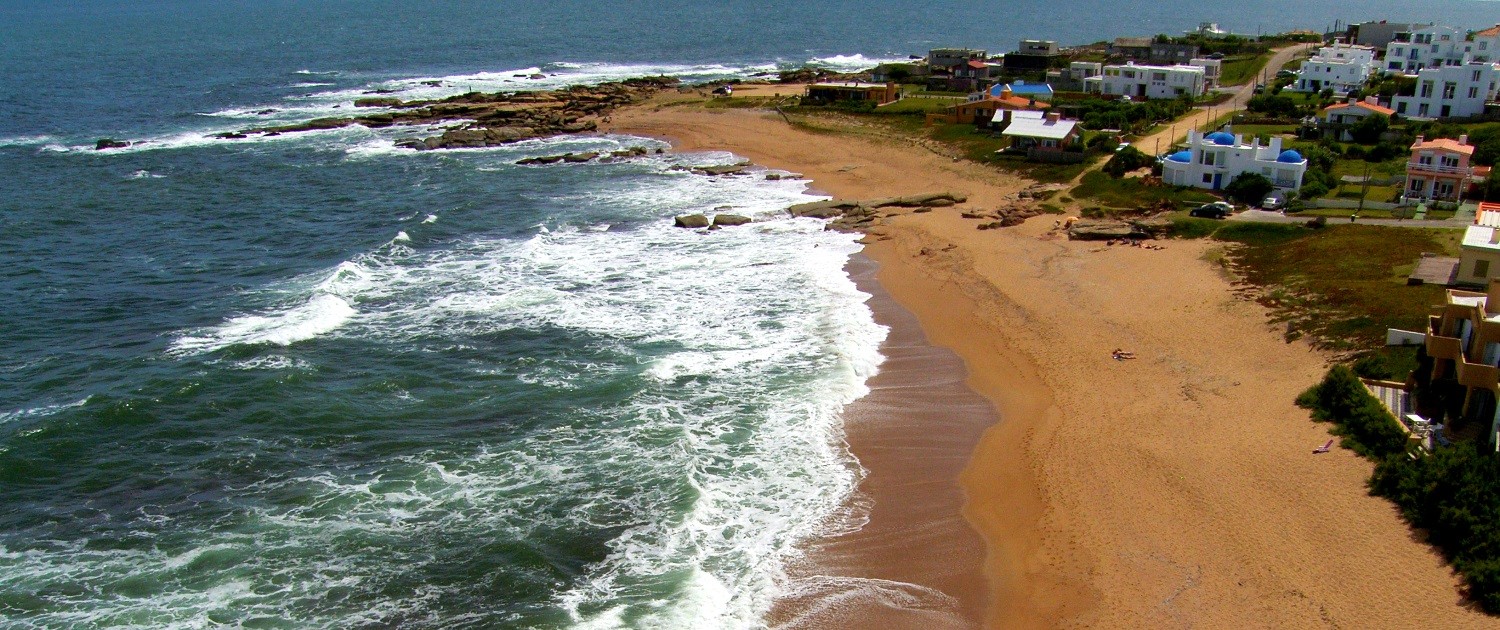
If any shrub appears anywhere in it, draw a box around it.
[1224,172,1274,205]
[1103,146,1154,177]
[1298,181,1329,200]
[1349,113,1390,144]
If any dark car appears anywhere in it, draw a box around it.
[1189,202,1233,219]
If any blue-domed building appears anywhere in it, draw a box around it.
[1159,128,1307,192]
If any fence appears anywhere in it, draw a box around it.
[1025,148,1089,163]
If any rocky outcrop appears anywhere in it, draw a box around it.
[712,214,752,227]
[1067,220,1148,240]
[692,163,751,176]
[787,192,967,222]
[223,76,680,150]
[516,146,651,166]
[674,214,710,228]
[94,139,131,150]
[354,97,402,107]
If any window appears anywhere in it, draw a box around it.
[1419,103,1430,116]
[1202,151,1216,166]
[1471,87,1480,99]
[1397,102,1407,114]
[1442,105,1451,117]
[1442,155,1460,168]
[1410,179,1426,192]
[1443,82,1456,99]
[1480,260,1494,279]
[1420,81,1434,97]
[1475,70,1484,82]
[1202,173,1213,184]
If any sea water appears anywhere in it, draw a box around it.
[3,0,1497,627]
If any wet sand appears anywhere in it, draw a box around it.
[769,255,992,630]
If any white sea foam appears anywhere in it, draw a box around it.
[0,396,91,425]
[171,294,356,355]
[128,169,164,179]
[0,134,54,147]
[806,53,911,73]
[44,143,885,628]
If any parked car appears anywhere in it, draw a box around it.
[1261,191,1287,210]
[1189,202,1233,219]
[1252,83,1266,94]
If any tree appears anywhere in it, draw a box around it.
[1348,113,1390,145]
[1247,94,1298,118]
[1103,146,1154,177]
[1224,172,1275,205]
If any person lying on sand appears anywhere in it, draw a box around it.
[1112,349,1136,360]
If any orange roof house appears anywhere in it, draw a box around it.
[1406,135,1478,202]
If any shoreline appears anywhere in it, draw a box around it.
[606,100,1498,628]
[768,253,994,630]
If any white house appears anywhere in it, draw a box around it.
[1188,57,1222,87]
[996,110,1081,151]
[1391,62,1500,119]
[1320,97,1396,141]
[1385,25,1469,75]
[1161,129,1307,191]
[1067,61,1102,82]
[1292,43,1376,94]
[1083,63,1206,99]
[1467,25,1500,63]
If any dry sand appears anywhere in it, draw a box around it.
[605,100,1498,628]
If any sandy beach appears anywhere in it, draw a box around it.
[606,100,1498,628]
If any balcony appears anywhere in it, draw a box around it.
[1459,358,1500,389]
[1427,316,1464,360]
[1407,162,1474,177]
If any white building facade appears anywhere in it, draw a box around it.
[1392,62,1500,119]
[1161,130,1307,191]
[1083,63,1206,99]
[1384,25,1469,75]
[1292,43,1376,94]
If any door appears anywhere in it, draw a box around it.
[1212,173,1222,189]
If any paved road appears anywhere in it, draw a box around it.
[1230,208,1467,229]
[1129,43,1316,156]
[1069,43,1316,184]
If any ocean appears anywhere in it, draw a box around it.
[2,1,1496,628]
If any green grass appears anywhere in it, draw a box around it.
[876,97,963,115]
[1069,171,1217,209]
[1220,53,1274,86]
[1230,123,1299,143]
[1214,223,1459,354]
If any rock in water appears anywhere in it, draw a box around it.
[95,138,130,150]
[674,214,710,228]
[712,214,752,227]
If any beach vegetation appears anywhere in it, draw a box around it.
[1070,171,1215,209]
[1300,364,1500,613]
[1213,224,1457,356]
[1296,364,1411,457]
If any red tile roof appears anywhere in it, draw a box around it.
[1323,101,1394,116]
[966,60,988,69]
[1412,137,1475,155]
[1475,24,1500,37]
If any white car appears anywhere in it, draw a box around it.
[1261,191,1287,210]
